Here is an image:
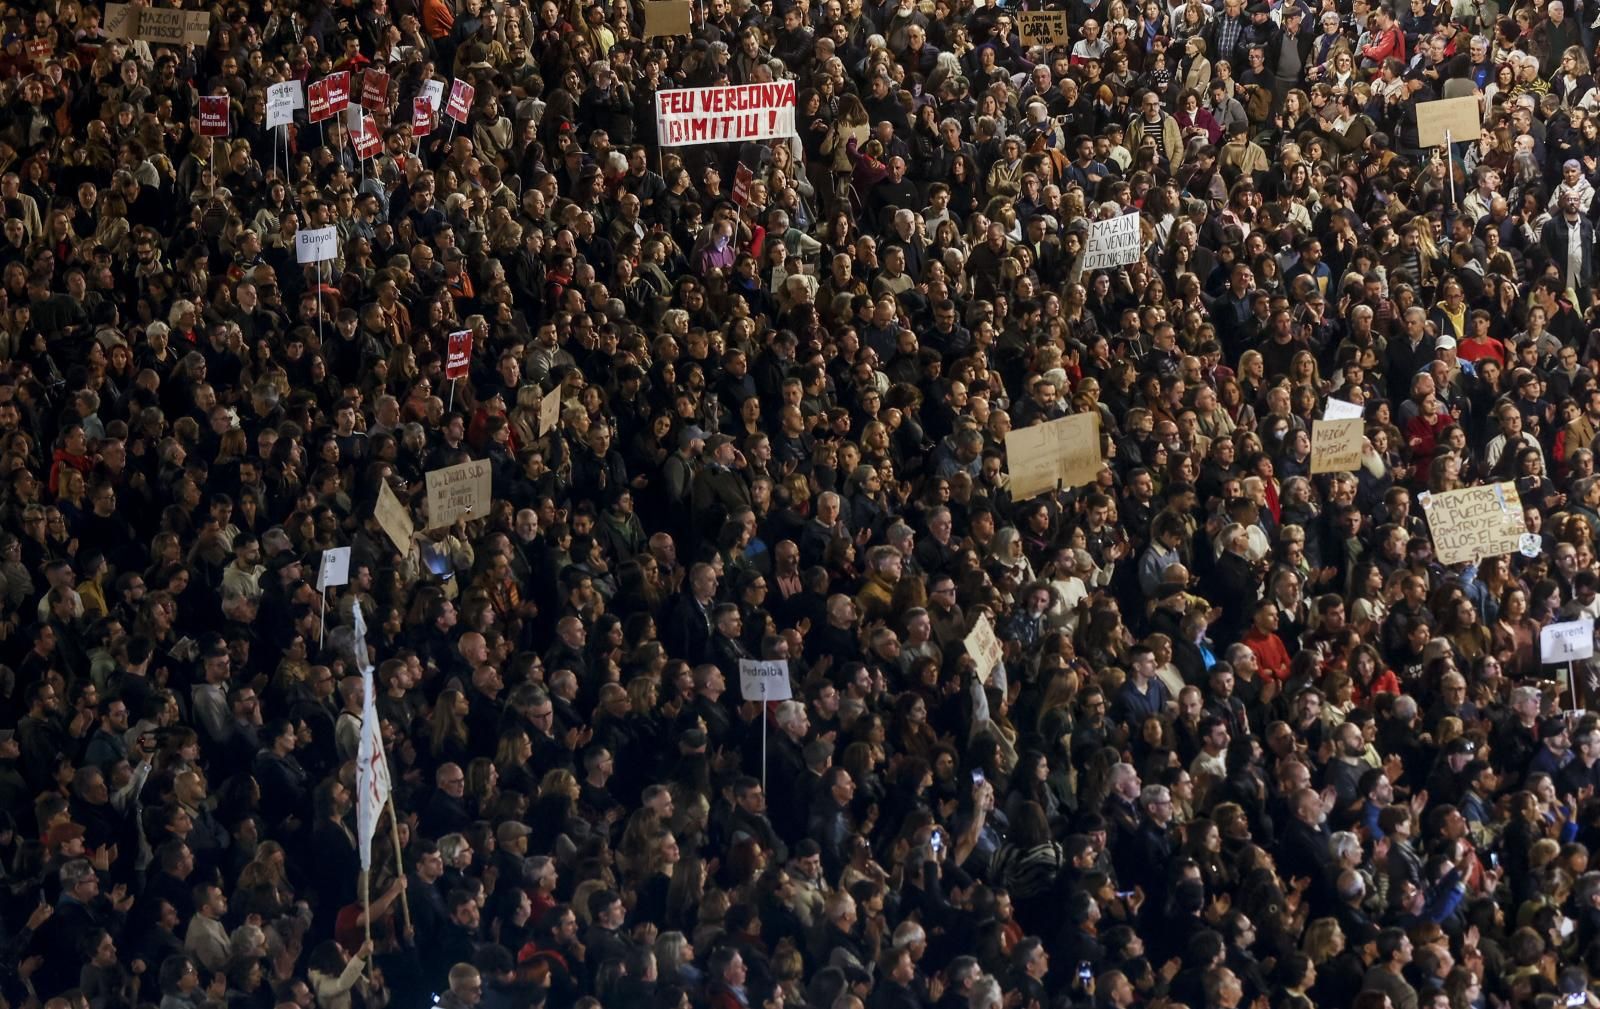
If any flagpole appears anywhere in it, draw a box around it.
[361,867,373,982]
[388,799,412,931]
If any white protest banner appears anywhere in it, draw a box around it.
[738,659,794,701]
[1324,398,1364,421]
[424,459,492,528]
[266,80,299,128]
[374,480,414,555]
[1542,618,1596,664]
[445,79,475,124]
[1310,418,1363,474]
[1003,412,1102,501]
[1417,481,1527,566]
[538,386,562,436]
[317,546,352,590]
[1080,212,1143,271]
[347,98,364,133]
[655,81,797,147]
[295,226,339,264]
[964,613,1004,682]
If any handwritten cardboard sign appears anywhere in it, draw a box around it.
[1310,418,1363,474]
[738,659,793,701]
[1016,10,1069,44]
[538,386,561,436]
[1003,411,1102,501]
[643,0,694,36]
[1080,212,1143,271]
[964,613,1004,682]
[104,3,212,45]
[266,80,299,128]
[1418,481,1526,566]
[1415,95,1482,148]
[424,459,492,528]
[374,480,414,555]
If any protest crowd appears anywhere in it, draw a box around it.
[19,0,1600,1008]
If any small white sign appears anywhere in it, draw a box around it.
[318,547,352,590]
[267,80,299,127]
[739,659,793,701]
[1542,618,1595,663]
[296,226,339,263]
[1080,212,1143,272]
[419,78,445,114]
[1324,398,1365,421]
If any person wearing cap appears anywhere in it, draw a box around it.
[1264,4,1315,109]
[690,433,752,543]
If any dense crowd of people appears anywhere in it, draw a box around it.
[8,0,1600,1009]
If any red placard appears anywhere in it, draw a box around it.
[731,162,753,206]
[198,95,230,137]
[445,330,472,380]
[26,37,52,66]
[412,97,433,136]
[353,115,381,159]
[360,68,389,110]
[326,70,352,112]
[307,79,332,123]
[444,79,475,124]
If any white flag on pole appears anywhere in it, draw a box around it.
[352,604,390,870]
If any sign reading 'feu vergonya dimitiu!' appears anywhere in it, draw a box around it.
[655,82,798,147]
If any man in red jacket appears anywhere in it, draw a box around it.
[1359,6,1405,68]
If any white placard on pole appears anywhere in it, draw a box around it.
[267,80,299,127]
[318,546,352,591]
[739,659,793,701]
[296,226,339,263]
[740,658,791,794]
[1542,619,1596,663]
